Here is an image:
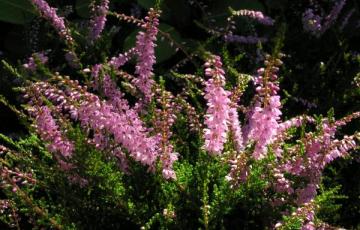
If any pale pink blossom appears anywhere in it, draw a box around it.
[203,56,231,155]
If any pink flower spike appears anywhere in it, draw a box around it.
[34,106,74,162]
[133,9,160,101]
[203,55,231,155]
[89,0,110,41]
[31,0,73,43]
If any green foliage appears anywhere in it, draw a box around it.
[316,184,347,223]
[0,0,36,24]
[279,214,303,230]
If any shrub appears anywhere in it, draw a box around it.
[0,0,359,229]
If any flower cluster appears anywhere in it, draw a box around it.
[133,9,160,101]
[0,146,37,195]
[243,56,282,159]
[0,200,11,213]
[1,2,359,229]
[154,88,179,180]
[23,51,48,71]
[1,166,37,193]
[322,0,347,32]
[34,106,74,161]
[275,201,316,230]
[225,151,248,188]
[302,0,346,37]
[30,0,73,43]
[302,9,322,35]
[77,96,161,168]
[268,112,360,219]
[203,55,231,155]
[89,0,110,41]
[19,61,360,229]
[27,76,161,172]
[246,97,282,159]
[231,9,274,26]
[109,48,136,70]
[228,107,244,152]
[8,3,360,229]
[91,66,162,170]
[224,8,273,44]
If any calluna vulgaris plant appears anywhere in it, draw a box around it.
[0,0,359,229]
[302,0,346,37]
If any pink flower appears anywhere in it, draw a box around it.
[302,0,346,37]
[31,0,73,42]
[246,96,282,159]
[243,58,282,159]
[29,78,162,173]
[228,107,244,152]
[203,56,231,155]
[77,94,161,168]
[133,9,159,101]
[34,106,74,162]
[302,9,322,36]
[296,184,317,205]
[89,0,109,41]
[109,48,136,69]
[161,150,179,180]
[23,52,48,71]
[232,9,274,26]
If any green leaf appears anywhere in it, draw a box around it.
[0,0,36,24]
[124,23,182,63]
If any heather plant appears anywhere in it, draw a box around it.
[0,0,359,229]
[302,0,346,37]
